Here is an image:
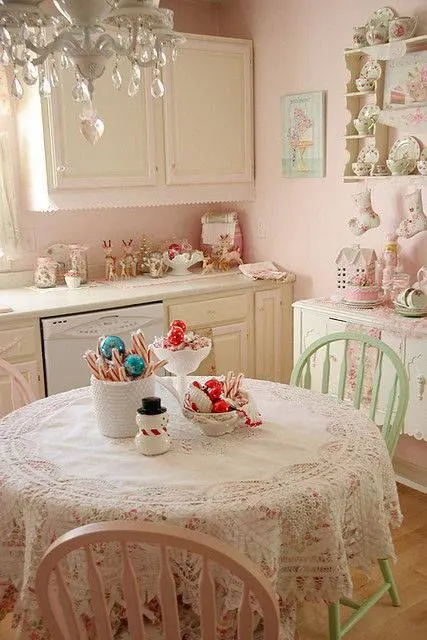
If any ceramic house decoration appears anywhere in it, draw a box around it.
[335,245,377,292]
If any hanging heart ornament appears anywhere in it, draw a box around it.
[80,116,105,145]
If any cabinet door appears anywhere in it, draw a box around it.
[403,338,427,441]
[162,35,253,185]
[195,322,249,377]
[0,360,39,416]
[255,290,282,381]
[43,59,157,190]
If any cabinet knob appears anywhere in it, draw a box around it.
[57,165,66,174]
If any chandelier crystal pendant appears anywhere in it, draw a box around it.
[0,1,185,143]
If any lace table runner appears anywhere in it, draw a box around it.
[310,297,427,338]
[0,380,401,639]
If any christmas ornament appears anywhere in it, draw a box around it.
[167,326,185,346]
[124,354,146,378]
[99,336,126,360]
[170,319,187,332]
[396,189,427,239]
[348,189,380,236]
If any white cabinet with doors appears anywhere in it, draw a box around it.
[165,281,293,383]
[0,320,43,415]
[39,34,254,210]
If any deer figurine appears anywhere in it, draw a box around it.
[102,240,117,281]
[122,239,137,278]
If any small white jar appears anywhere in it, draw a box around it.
[135,396,171,456]
[64,271,81,288]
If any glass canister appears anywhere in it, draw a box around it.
[34,257,57,289]
[69,244,88,284]
[390,272,411,301]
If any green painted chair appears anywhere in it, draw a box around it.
[290,331,409,640]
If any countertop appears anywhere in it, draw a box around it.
[0,271,289,322]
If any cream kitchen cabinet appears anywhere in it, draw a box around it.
[40,34,254,210]
[165,282,293,383]
[0,320,43,415]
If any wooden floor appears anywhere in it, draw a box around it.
[0,484,426,640]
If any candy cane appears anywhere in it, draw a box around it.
[107,365,121,382]
[118,366,128,382]
[131,331,149,362]
[97,361,107,381]
[97,336,104,357]
[152,359,168,373]
[84,351,101,379]
[111,348,123,371]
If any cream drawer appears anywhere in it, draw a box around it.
[169,294,249,327]
[0,326,37,360]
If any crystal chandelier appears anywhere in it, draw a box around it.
[0,1,185,143]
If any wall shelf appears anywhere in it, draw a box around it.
[345,91,375,98]
[344,34,427,57]
[343,175,427,183]
[345,134,375,139]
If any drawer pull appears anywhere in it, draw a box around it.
[416,374,426,401]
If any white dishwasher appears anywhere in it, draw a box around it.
[41,302,164,395]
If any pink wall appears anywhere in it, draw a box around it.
[217,0,427,476]
[217,0,427,301]
[16,0,221,272]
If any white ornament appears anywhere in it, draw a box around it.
[396,189,427,239]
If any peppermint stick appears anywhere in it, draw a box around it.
[83,350,101,379]
[131,330,149,362]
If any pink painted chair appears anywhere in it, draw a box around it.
[35,521,280,640]
[0,357,36,414]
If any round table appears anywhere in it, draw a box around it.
[0,379,401,639]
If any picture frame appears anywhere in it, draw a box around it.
[281,91,326,178]
[383,50,427,109]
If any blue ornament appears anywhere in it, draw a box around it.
[124,354,146,378]
[100,335,126,360]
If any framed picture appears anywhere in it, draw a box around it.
[281,91,326,178]
[383,50,427,109]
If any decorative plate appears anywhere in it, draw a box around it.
[343,297,386,309]
[360,60,382,81]
[357,144,380,164]
[388,136,421,163]
[358,104,381,124]
[368,6,395,27]
[393,304,427,318]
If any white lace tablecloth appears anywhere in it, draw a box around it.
[0,380,401,639]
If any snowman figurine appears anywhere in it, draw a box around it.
[135,397,171,456]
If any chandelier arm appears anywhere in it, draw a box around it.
[25,32,84,66]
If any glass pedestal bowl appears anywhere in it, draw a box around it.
[151,341,212,397]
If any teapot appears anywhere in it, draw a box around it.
[413,266,427,294]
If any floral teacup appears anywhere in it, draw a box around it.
[417,160,427,175]
[352,26,368,48]
[366,23,388,45]
[352,162,372,176]
[353,118,373,135]
[389,16,417,41]
[355,77,375,92]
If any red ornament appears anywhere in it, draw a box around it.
[205,378,223,390]
[192,381,202,389]
[167,326,185,346]
[212,399,230,413]
[207,386,222,401]
[168,243,182,259]
[170,319,187,333]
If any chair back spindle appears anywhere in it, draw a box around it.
[290,331,409,457]
[35,521,280,640]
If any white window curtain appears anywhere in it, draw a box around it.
[0,131,21,260]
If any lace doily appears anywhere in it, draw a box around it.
[0,380,401,639]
